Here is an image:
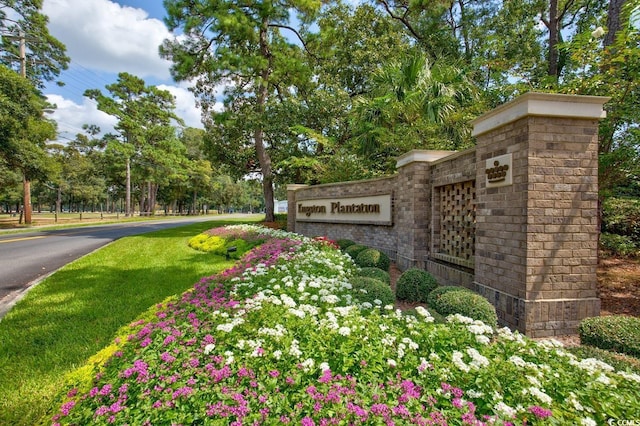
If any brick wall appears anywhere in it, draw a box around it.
[288,92,608,337]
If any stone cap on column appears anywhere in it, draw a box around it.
[396,150,456,169]
[471,92,611,137]
[287,184,309,192]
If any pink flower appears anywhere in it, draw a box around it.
[301,417,316,426]
[529,406,552,419]
[60,400,76,416]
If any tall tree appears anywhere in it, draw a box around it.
[0,64,56,223]
[0,0,69,87]
[161,0,320,222]
[84,73,182,216]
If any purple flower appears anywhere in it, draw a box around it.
[529,406,553,419]
[60,400,76,416]
[99,384,112,396]
[301,417,316,426]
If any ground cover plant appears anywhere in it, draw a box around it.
[0,219,257,426]
[49,225,640,425]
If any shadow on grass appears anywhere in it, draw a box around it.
[0,220,245,425]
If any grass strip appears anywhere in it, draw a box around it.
[0,218,257,425]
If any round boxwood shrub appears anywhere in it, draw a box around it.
[350,276,395,307]
[355,248,391,271]
[429,287,497,327]
[345,244,368,259]
[395,268,439,303]
[427,285,473,308]
[579,315,640,358]
[337,239,357,250]
[357,267,391,285]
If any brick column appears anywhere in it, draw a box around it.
[286,184,308,233]
[395,150,454,271]
[472,92,609,337]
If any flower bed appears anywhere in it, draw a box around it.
[51,225,640,425]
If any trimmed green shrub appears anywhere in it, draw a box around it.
[188,234,226,253]
[429,287,497,327]
[350,276,395,307]
[355,248,391,271]
[600,232,639,257]
[396,268,439,303]
[602,197,640,241]
[188,234,264,258]
[337,239,357,250]
[345,244,368,259]
[579,316,640,358]
[427,285,473,308]
[357,267,391,285]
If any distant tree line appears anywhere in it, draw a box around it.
[1,0,638,223]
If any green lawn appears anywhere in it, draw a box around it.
[0,218,258,425]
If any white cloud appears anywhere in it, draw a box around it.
[157,84,205,129]
[43,0,172,80]
[46,94,118,140]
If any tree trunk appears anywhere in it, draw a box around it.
[125,157,131,217]
[604,0,626,47]
[547,0,559,78]
[23,177,32,225]
[257,18,275,222]
[149,182,158,215]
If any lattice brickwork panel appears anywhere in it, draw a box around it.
[439,181,476,261]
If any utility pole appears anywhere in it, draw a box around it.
[19,30,33,225]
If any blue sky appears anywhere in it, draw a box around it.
[41,0,208,143]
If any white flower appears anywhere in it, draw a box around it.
[467,389,484,398]
[618,371,640,383]
[591,26,605,38]
[595,374,612,385]
[476,335,491,345]
[568,392,584,411]
[452,351,470,373]
[526,375,541,387]
[401,337,419,351]
[467,348,490,369]
[301,358,315,372]
[319,362,330,372]
[387,358,397,368]
[273,350,282,360]
[576,358,615,374]
[203,343,215,355]
[338,326,351,336]
[524,387,552,405]
[494,401,516,417]
[580,418,597,426]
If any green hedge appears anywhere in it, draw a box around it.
[355,248,391,271]
[357,267,391,285]
[602,197,640,241]
[396,268,438,303]
[350,276,395,307]
[337,239,357,250]
[427,285,473,308]
[345,244,368,259]
[579,316,640,358]
[428,286,497,327]
[600,233,639,257]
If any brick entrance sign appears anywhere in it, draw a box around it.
[288,92,609,337]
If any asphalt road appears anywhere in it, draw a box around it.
[0,214,251,319]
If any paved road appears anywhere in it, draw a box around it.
[0,215,253,318]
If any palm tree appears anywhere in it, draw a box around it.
[350,52,480,171]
